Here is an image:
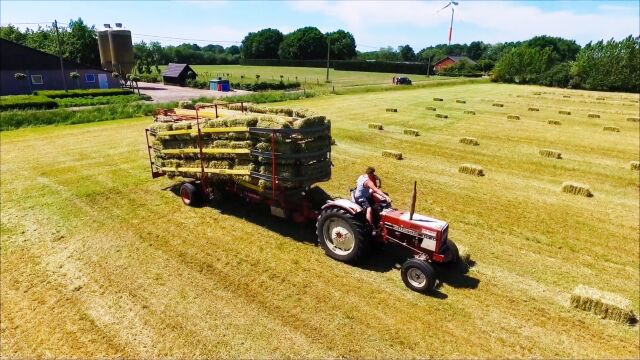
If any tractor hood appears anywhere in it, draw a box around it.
[396,211,448,231]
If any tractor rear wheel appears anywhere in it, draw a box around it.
[180,182,200,207]
[442,240,460,266]
[316,208,369,264]
[401,258,436,293]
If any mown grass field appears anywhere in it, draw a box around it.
[1,82,639,358]
[171,64,450,90]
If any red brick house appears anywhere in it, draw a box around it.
[433,56,476,72]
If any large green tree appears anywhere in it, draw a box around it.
[278,27,326,60]
[63,18,99,66]
[241,28,283,59]
[399,45,416,61]
[572,36,639,92]
[492,46,553,83]
[326,30,356,60]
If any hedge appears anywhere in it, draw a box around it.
[231,81,300,91]
[334,61,430,75]
[0,95,58,111]
[33,88,134,99]
[240,59,333,68]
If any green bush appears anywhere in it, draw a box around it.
[191,90,316,106]
[186,78,209,89]
[0,95,58,111]
[55,94,143,108]
[231,81,300,91]
[33,88,134,99]
[137,72,162,83]
[334,60,429,75]
[0,102,177,131]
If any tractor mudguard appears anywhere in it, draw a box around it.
[321,198,363,216]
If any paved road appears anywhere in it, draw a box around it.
[136,82,252,103]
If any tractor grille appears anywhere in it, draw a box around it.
[441,225,449,244]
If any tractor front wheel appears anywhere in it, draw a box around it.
[180,182,200,207]
[401,258,436,293]
[316,208,369,264]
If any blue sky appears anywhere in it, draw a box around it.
[1,1,638,51]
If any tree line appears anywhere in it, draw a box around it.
[1,20,637,92]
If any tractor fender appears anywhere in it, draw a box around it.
[321,198,363,216]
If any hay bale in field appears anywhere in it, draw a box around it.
[507,114,520,120]
[492,103,504,107]
[603,126,620,132]
[386,108,398,112]
[403,129,420,136]
[588,113,600,118]
[539,149,562,159]
[458,164,485,177]
[562,95,570,98]
[178,101,195,109]
[330,137,336,145]
[630,161,640,171]
[464,110,476,115]
[456,99,466,104]
[561,182,593,197]
[596,96,606,100]
[425,106,436,111]
[459,137,479,146]
[433,97,444,101]
[293,115,327,129]
[533,92,542,95]
[570,285,637,324]
[435,113,448,119]
[368,123,384,130]
[528,107,539,111]
[626,116,639,122]
[559,110,571,115]
[548,119,562,125]
[382,150,402,160]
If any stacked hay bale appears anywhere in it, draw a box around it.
[561,182,593,197]
[149,107,331,191]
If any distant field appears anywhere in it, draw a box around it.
[1,83,638,358]
[163,64,450,90]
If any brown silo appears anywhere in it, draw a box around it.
[97,29,112,71]
[108,28,134,77]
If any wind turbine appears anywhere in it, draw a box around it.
[439,1,459,45]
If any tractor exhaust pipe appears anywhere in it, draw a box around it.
[409,181,417,220]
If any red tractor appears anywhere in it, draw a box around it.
[316,182,458,293]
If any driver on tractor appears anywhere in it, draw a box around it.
[354,167,391,226]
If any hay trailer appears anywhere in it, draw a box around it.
[146,104,459,293]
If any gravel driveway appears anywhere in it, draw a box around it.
[136,82,251,103]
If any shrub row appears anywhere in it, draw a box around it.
[0,95,58,111]
[334,60,430,75]
[33,88,134,98]
[231,81,301,91]
[55,94,144,108]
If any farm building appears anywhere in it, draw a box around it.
[162,63,197,86]
[433,56,476,72]
[0,38,120,95]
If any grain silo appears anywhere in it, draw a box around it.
[97,24,112,71]
[108,23,134,77]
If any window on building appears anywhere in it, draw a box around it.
[31,75,43,85]
[85,74,96,83]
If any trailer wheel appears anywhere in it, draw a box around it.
[401,258,436,293]
[180,183,200,207]
[316,208,368,264]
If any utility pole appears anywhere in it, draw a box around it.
[53,20,68,92]
[326,37,330,83]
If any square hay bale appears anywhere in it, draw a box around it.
[588,113,600,118]
[425,106,437,111]
[626,116,639,122]
[150,122,173,132]
[539,149,562,159]
[492,103,504,107]
[293,115,327,129]
[257,115,292,129]
[630,161,639,171]
[603,126,620,132]
[507,114,520,120]
[385,108,398,112]
[382,150,403,160]
[570,285,637,324]
[433,97,444,101]
[528,107,540,111]
[456,99,466,104]
[596,96,606,100]
[225,116,259,127]
[562,95,571,98]
[559,110,571,115]
[178,100,195,109]
[458,164,485,177]
[403,129,420,136]
[561,182,593,197]
[533,92,542,95]
[463,110,476,115]
[435,113,448,119]
[548,119,562,125]
[368,123,384,130]
[459,137,479,146]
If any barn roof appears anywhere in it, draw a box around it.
[434,56,477,65]
[162,63,195,78]
[0,38,105,71]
